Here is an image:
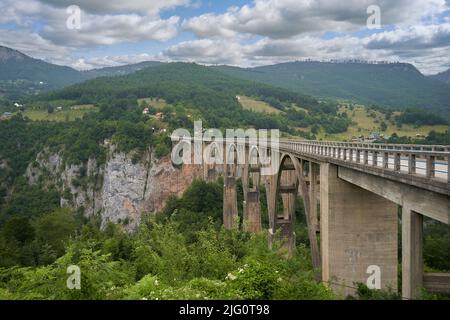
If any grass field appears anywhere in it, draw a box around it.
[315,105,448,141]
[138,98,169,110]
[238,96,283,114]
[23,105,98,122]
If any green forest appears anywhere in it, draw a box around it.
[215,62,450,119]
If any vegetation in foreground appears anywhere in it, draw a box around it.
[0,180,335,300]
[0,180,449,300]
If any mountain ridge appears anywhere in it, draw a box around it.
[213,61,450,118]
[2,45,450,118]
[430,69,450,84]
[0,46,162,98]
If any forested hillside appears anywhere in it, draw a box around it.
[214,62,450,118]
[38,62,350,134]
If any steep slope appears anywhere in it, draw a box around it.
[0,46,87,98]
[0,46,84,85]
[214,61,450,117]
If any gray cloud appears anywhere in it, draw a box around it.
[36,0,191,15]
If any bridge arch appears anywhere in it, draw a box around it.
[224,143,238,177]
[267,153,302,255]
[203,141,222,181]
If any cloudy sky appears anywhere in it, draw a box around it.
[1,0,450,74]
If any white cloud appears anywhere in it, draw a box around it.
[183,0,449,39]
[0,29,70,63]
[162,21,450,74]
[1,0,450,74]
[43,14,181,46]
[163,39,244,65]
[0,0,181,47]
[365,23,450,50]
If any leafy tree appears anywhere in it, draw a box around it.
[33,208,77,259]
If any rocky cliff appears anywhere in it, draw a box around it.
[26,147,204,231]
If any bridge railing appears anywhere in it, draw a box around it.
[279,140,450,184]
[173,137,449,184]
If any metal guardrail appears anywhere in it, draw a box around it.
[279,139,450,184]
[174,137,450,184]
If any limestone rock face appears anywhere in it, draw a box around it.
[26,147,203,232]
[100,152,148,230]
[25,150,102,218]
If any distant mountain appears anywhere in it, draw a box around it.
[41,62,327,127]
[45,62,316,107]
[214,61,450,117]
[430,69,450,84]
[2,45,450,118]
[0,46,161,99]
[0,46,86,98]
[84,61,161,78]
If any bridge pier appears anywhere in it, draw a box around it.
[402,207,423,299]
[242,148,262,233]
[223,142,239,230]
[320,163,398,297]
[204,167,218,182]
[243,191,262,233]
[223,176,238,229]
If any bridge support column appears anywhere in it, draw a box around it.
[243,191,262,233]
[309,162,319,232]
[223,177,238,229]
[320,163,398,297]
[402,207,423,299]
[204,166,218,182]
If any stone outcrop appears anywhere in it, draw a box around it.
[25,147,203,232]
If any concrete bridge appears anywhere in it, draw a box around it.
[175,137,450,299]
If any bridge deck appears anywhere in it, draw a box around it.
[278,140,450,196]
[178,137,449,195]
